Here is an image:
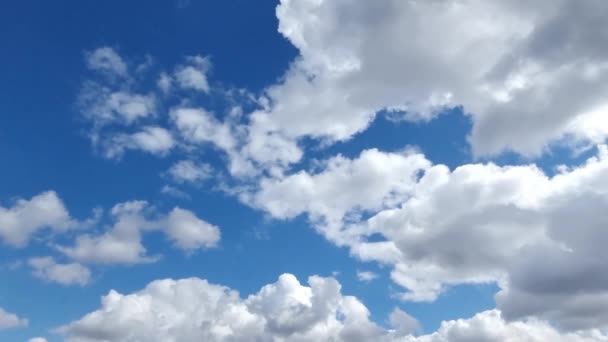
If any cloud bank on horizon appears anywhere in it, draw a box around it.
[2,0,608,341]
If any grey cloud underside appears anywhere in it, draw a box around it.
[249,145,608,330]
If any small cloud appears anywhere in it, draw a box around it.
[357,270,378,282]
[161,185,191,199]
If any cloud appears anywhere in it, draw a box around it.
[249,144,608,330]
[57,201,220,265]
[174,55,211,93]
[357,270,378,282]
[86,47,128,78]
[160,185,191,199]
[268,0,608,157]
[164,207,220,251]
[104,126,175,159]
[79,84,157,127]
[28,257,91,286]
[59,273,410,342]
[402,310,608,342]
[167,160,212,184]
[57,274,608,342]
[246,148,430,243]
[157,72,172,94]
[27,338,48,342]
[0,307,27,330]
[0,191,74,247]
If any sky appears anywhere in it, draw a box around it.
[1,0,608,341]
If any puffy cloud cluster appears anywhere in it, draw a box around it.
[167,160,213,184]
[0,190,219,286]
[247,148,430,242]
[250,145,608,330]
[0,191,74,247]
[58,274,398,342]
[57,200,220,265]
[271,0,608,156]
[0,307,28,330]
[58,274,608,342]
[28,257,91,286]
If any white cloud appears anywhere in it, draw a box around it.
[27,338,48,342]
[57,201,220,265]
[170,107,236,151]
[0,307,27,330]
[167,160,212,184]
[165,207,220,251]
[266,0,608,157]
[249,144,608,330]
[357,270,378,283]
[402,310,608,342]
[160,185,190,199]
[86,47,128,78]
[57,274,608,342]
[104,126,174,159]
[28,257,91,286]
[157,72,172,94]
[59,273,409,342]
[80,87,156,126]
[0,191,74,247]
[174,55,211,93]
[246,148,430,243]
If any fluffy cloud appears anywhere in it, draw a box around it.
[165,208,220,251]
[402,310,608,342]
[57,274,608,342]
[0,307,27,330]
[357,270,378,283]
[59,273,411,342]
[167,160,212,184]
[0,191,74,247]
[246,148,430,243]
[267,0,608,157]
[79,84,156,127]
[27,338,48,342]
[57,201,220,265]
[28,257,91,286]
[104,126,175,158]
[174,55,211,93]
[86,47,128,78]
[250,145,608,330]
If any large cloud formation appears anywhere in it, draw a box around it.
[269,0,608,157]
[250,145,608,330]
[59,274,607,342]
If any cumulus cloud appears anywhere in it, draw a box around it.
[59,273,411,342]
[0,307,27,330]
[0,191,74,247]
[164,207,220,251]
[57,201,220,265]
[246,148,430,243]
[27,338,48,342]
[79,83,156,127]
[167,160,212,184]
[28,257,91,286]
[265,0,608,157]
[104,126,175,159]
[86,47,128,78]
[174,55,211,93]
[57,274,608,342]
[402,310,608,342]
[357,270,378,283]
[249,144,608,330]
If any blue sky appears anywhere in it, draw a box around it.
[2,1,608,341]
